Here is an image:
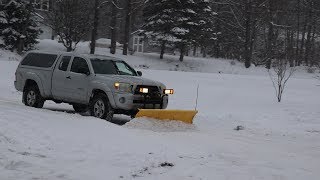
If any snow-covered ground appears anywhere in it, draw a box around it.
[0,40,320,180]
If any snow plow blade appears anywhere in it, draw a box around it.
[135,109,198,124]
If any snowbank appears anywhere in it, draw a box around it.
[0,49,20,62]
[124,118,197,132]
[96,38,122,48]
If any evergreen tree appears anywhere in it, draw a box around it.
[0,0,41,53]
[143,0,176,59]
[192,0,216,57]
[172,0,198,61]
[143,0,216,61]
[0,6,7,48]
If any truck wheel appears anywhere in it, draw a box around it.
[73,104,88,113]
[90,93,114,121]
[130,110,139,119]
[23,85,45,108]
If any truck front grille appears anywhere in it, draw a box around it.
[134,85,160,95]
[133,85,163,108]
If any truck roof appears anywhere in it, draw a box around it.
[27,50,123,61]
[82,54,123,61]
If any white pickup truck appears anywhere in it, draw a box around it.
[14,51,172,121]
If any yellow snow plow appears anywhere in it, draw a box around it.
[135,109,198,124]
[134,87,199,124]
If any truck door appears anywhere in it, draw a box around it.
[65,57,91,103]
[52,56,73,101]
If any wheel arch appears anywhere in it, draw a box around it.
[23,79,45,108]
[90,89,116,108]
[23,74,45,97]
[24,79,44,95]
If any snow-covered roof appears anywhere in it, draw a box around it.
[27,50,124,61]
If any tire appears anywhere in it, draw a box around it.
[130,110,139,119]
[73,104,88,113]
[23,85,45,108]
[90,93,114,121]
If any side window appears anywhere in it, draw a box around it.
[71,57,90,74]
[90,59,118,75]
[21,53,57,68]
[58,56,71,71]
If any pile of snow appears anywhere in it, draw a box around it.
[96,38,122,48]
[0,49,20,62]
[34,39,79,52]
[124,118,197,132]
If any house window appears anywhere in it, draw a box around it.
[31,0,49,11]
[133,36,144,53]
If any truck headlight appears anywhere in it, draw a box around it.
[114,82,132,93]
[164,89,174,94]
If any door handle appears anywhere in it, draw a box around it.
[66,76,71,79]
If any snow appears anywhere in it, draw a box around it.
[96,38,121,47]
[0,37,4,45]
[124,118,197,132]
[0,17,8,24]
[171,27,189,35]
[0,40,320,179]
[9,17,19,23]
[185,9,196,14]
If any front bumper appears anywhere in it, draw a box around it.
[113,92,168,111]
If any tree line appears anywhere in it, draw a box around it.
[1,0,320,69]
[145,0,320,68]
[208,0,320,68]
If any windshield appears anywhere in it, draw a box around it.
[90,58,137,76]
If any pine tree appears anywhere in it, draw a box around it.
[0,0,41,53]
[172,0,198,61]
[192,0,216,57]
[143,0,216,61]
[0,6,7,48]
[143,0,178,59]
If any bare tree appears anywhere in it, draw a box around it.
[122,0,132,55]
[46,0,92,52]
[122,0,144,55]
[110,0,122,54]
[90,0,100,54]
[268,59,295,102]
[90,0,120,54]
[265,0,275,69]
[206,0,320,69]
[244,0,253,68]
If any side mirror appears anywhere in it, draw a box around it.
[137,71,142,76]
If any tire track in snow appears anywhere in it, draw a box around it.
[0,99,21,106]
